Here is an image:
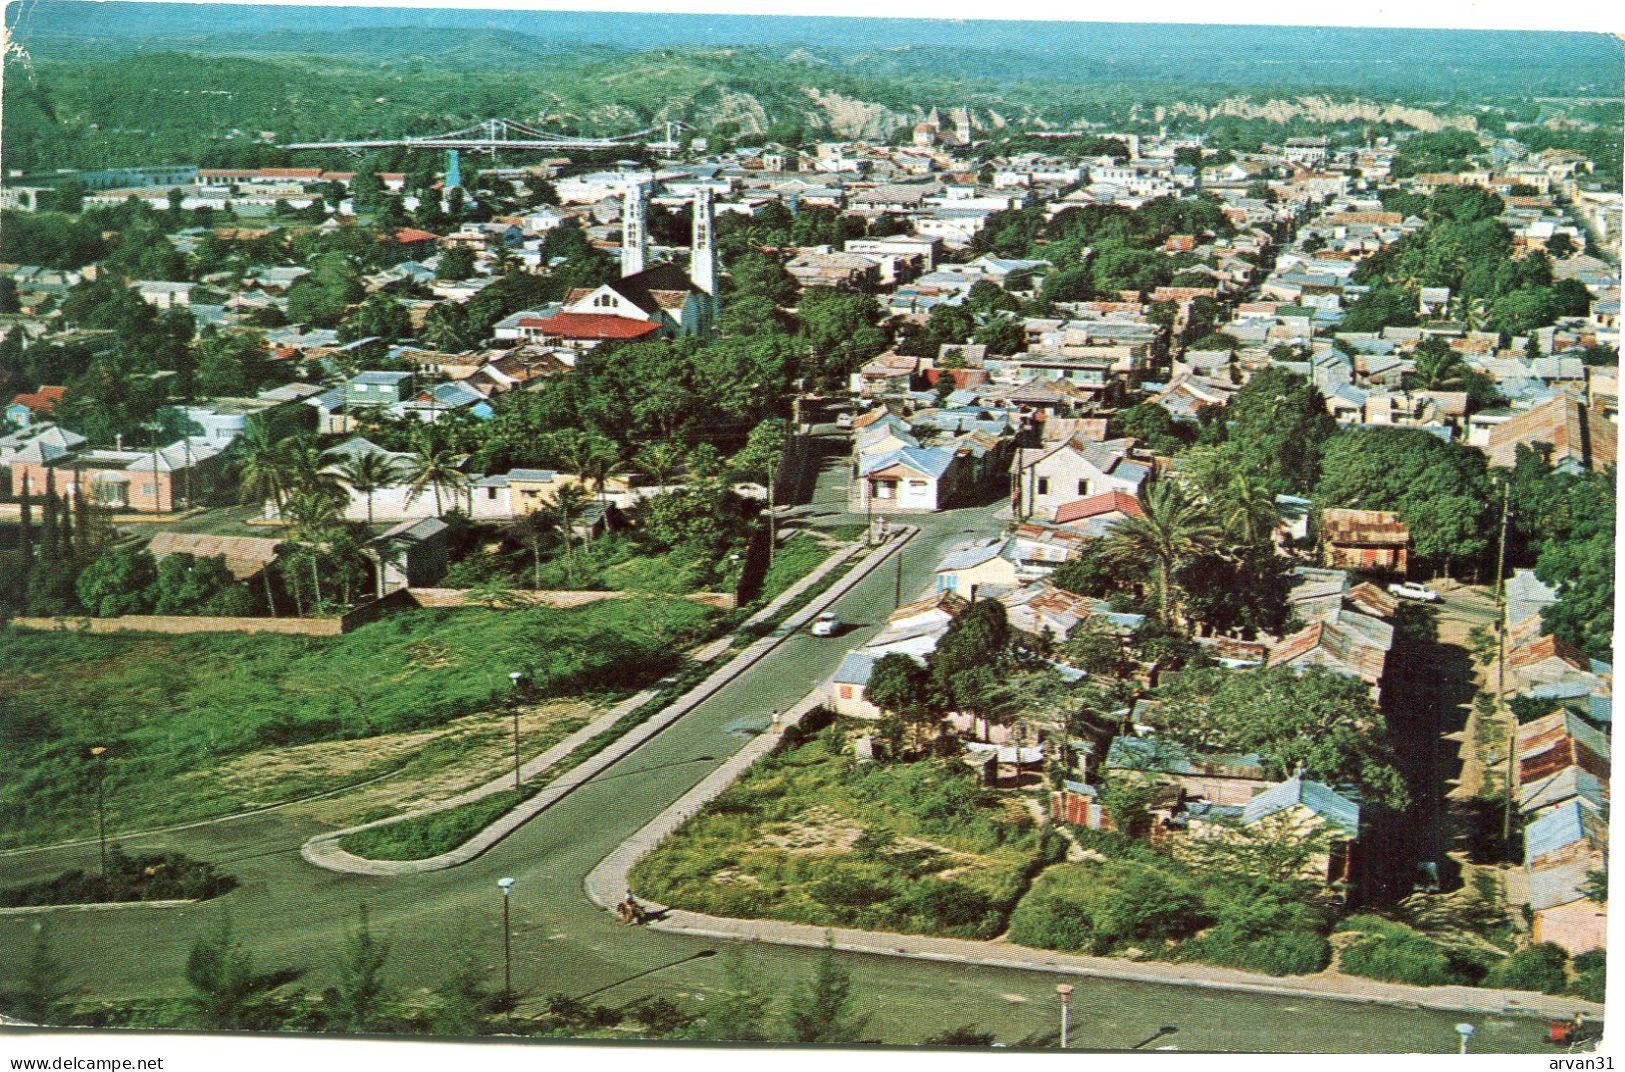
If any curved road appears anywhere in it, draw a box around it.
[0,442,1565,1052]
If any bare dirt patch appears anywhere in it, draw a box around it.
[175,698,601,827]
[761,805,864,852]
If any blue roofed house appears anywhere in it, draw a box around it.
[1521,800,1608,954]
[387,380,495,423]
[856,443,973,512]
[1169,773,1363,886]
[933,535,1022,597]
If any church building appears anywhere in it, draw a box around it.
[526,183,720,347]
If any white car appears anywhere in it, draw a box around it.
[1387,581,1441,603]
[810,611,840,636]
[835,412,855,430]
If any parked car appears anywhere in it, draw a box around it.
[835,412,854,429]
[1387,581,1441,602]
[811,611,840,636]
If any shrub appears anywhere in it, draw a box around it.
[1184,885,1332,975]
[1570,949,1605,1002]
[1485,942,1570,994]
[1,846,235,906]
[1337,925,1488,987]
[1007,860,1208,955]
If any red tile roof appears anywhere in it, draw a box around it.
[1053,490,1144,525]
[524,313,662,341]
[387,228,441,244]
[10,385,66,414]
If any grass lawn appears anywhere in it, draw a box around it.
[749,534,838,609]
[629,720,1061,939]
[0,597,719,849]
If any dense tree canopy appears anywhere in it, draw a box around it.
[1145,664,1409,807]
[1315,425,1496,574]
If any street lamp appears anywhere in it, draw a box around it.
[497,876,516,1004]
[1056,984,1073,1049]
[1132,1025,1180,1050]
[1454,1023,1475,1054]
[509,671,525,793]
[89,746,109,877]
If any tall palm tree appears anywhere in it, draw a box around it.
[1213,474,1278,549]
[403,445,469,518]
[277,434,346,505]
[1103,480,1224,627]
[235,423,292,520]
[634,442,686,491]
[545,484,594,587]
[330,451,405,529]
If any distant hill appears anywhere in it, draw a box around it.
[9,2,1622,97]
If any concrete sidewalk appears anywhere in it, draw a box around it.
[585,689,1605,1026]
[302,529,914,875]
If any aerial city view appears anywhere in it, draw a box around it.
[0,1,1619,1055]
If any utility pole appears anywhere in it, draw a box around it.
[90,746,109,877]
[894,539,904,608]
[1495,481,1515,853]
[509,671,525,793]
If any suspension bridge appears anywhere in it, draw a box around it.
[282,117,688,155]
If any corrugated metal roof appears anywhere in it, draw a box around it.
[1241,775,1361,836]
[1524,801,1590,864]
[832,651,876,687]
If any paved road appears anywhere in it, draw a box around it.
[0,445,1574,1051]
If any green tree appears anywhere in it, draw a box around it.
[1146,664,1409,807]
[340,293,411,345]
[1103,480,1223,626]
[403,443,470,518]
[330,451,405,529]
[783,944,868,1044]
[74,546,158,617]
[1112,403,1192,456]
[688,952,772,1042]
[1220,368,1339,495]
[428,946,490,1037]
[437,245,476,281]
[1406,338,1471,391]
[3,918,71,1026]
[184,912,286,1030]
[1484,943,1569,994]
[331,903,392,1032]
[1315,425,1495,575]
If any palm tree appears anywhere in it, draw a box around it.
[545,484,594,587]
[235,423,292,520]
[1103,480,1224,627]
[403,445,469,518]
[634,442,685,491]
[277,434,346,508]
[330,451,405,529]
[1213,474,1278,549]
[1410,341,1470,392]
[281,486,347,611]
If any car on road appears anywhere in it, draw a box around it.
[835,412,854,429]
[810,611,840,636]
[1387,581,1441,602]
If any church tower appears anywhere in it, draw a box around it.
[690,187,717,297]
[690,187,718,335]
[621,181,648,278]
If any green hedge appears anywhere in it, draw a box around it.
[1,846,234,906]
[1335,917,1492,987]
